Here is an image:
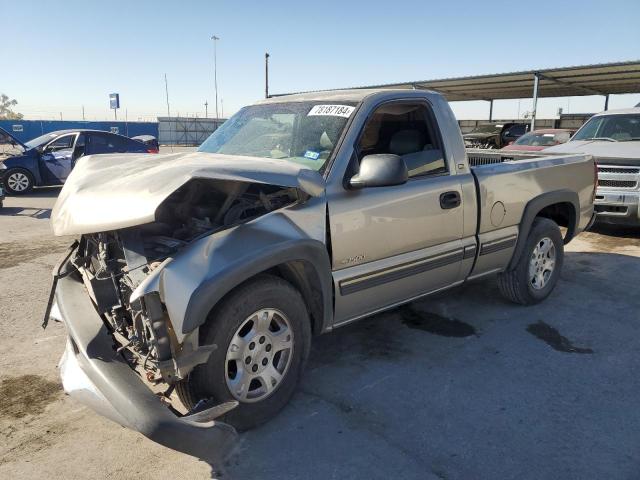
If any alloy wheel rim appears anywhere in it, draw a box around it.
[7,172,29,192]
[225,308,293,403]
[528,237,556,290]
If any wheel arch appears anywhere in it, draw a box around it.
[508,190,578,270]
[182,239,333,336]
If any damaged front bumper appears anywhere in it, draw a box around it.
[55,271,238,460]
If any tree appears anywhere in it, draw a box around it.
[0,94,24,120]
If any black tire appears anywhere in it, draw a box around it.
[497,217,564,305]
[177,274,311,431]
[3,168,34,195]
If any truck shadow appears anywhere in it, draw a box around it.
[210,250,640,479]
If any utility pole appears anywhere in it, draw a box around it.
[211,35,220,120]
[82,105,85,121]
[265,52,270,98]
[204,101,208,118]
[164,73,171,116]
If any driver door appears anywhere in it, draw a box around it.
[329,100,467,325]
[39,133,78,184]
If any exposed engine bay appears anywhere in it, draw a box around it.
[68,179,300,386]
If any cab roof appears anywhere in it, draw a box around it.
[592,107,640,117]
[256,88,420,105]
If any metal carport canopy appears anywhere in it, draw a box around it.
[277,60,640,102]
[274,60,640,129]
[356,60,640,101]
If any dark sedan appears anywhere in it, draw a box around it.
[0,128,156,194]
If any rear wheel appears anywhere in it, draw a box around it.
[4,168,34,195]
[497,217,564,305]
[178,274,311,431]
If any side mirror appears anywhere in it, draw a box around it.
[349,154,408,189]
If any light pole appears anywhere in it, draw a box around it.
[204,101,208,118]
[211,35,220,120]
[265,52,270,98]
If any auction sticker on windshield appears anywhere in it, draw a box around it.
[307,105,355,118]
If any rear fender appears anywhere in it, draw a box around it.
[508,190,579,270]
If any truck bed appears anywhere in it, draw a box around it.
[466,151,595,278]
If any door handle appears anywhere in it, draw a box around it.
[440,191,461,209]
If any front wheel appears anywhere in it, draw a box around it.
[178,274,311,431]
[4,168,34,195]
[497,217,564,305]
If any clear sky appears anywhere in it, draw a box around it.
[3,0,639,122]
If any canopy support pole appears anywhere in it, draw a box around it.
[531,73,540,131]
[604,94,610,111]
[488,99,494,121]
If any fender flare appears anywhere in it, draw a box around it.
[182,238,333,335]
[508,189,579,270]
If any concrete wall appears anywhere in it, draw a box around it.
[556,113,594,130]
[158,117,226,146]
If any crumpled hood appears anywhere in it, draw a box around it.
[51,151,325,236]
[544,140,640,160]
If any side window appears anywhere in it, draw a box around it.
[88,133,125,154]
[44,135,75,153]
[357,102,447,178]
[87,134,108,154]
[504,125,524,137]
[108,135,132,152]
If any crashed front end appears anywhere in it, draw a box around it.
[50,170,310,458]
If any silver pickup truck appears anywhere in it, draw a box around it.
[47,89,596,459]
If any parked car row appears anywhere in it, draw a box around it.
[0,128,158,195]
[499,129,574,151]
[463,121,579,153]
[545,107,640,226]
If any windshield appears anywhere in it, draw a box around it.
[25,132,61,149]
[471,124,503,134]
[198,102,356,171]
[515,131,571,146]
[572,114,640,142]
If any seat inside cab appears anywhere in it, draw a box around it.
[357,103,447,177]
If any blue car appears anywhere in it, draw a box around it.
[0,128,156,195]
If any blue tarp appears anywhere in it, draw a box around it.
[0,120,158,143]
